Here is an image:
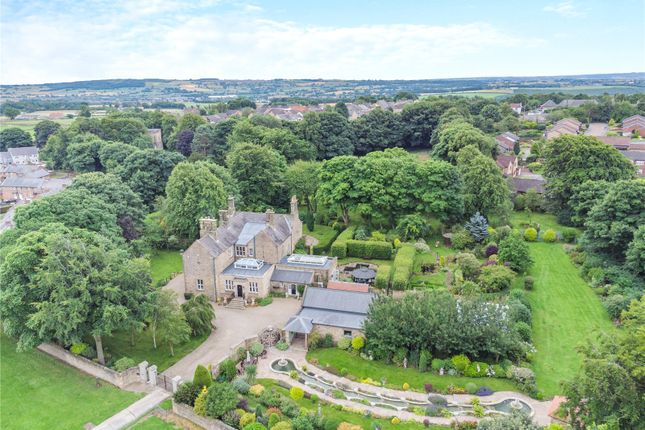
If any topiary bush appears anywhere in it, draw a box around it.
[193,364,213,388]
[250,342,265,357]
[451,355,471,373]
[289,386,304,401]
[205,382,239,418]
[244,423,267,430]
[465,382,478,394]
[275,341,289,351]
[542,229,557,243]
[418,350,430,372]
[523,228,537,242]
[337,337,351,350]
[240,412,256,428]
[233,376,251,394]
[351,336,365,351]
[391,417,401,425]
[218,358,237,382]
[478,264,515,292]
[174,381,201,406]
[524,276,534,290]
[515,321,532,342]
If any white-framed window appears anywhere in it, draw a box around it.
[248,247,254,257]
[343,330,352,337]
[225,280,234,291]
[249,282,259,293]
[235,245,246,257]
[196,279,204,291]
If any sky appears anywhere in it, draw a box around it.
[1,0,644,84]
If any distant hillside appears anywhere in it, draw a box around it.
[1,73,643,104]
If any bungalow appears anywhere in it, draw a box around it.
[538,100,558,112]
[545,118,582,140]
[621,150,645,177]
[621,115,645,137]
[495,132,520,153]
[283,287,375,348]
[597,136,631,150]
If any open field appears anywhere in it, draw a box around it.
[526,243,615,396]
[149,249,183,285]
[0,116,74,135]
[0,335,141,430]
[515,85,645,95]
[307,348,518,394]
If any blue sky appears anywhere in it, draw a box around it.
[1,0,644,84]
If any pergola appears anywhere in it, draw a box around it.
[283,315,313,348]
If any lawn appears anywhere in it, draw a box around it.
[526,243,615,397]
[0,335,141,430]
[509,211,568,232]
[307,348,518,394]
[257,379,449,430]
[130,416,180,429]
[149,249,183,285]
[101,330,209,372]
[304,223,340,253]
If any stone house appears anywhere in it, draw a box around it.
[495,132,520,153]
[7,146,39,164]
[0,176,44,201]
[283,287,375,348]
[182,196,336,306]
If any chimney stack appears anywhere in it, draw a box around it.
[290,195,299,219]
[218,209,228,227]
[227,196,235,217]
[266,208,275,226]
[199,218,217,238]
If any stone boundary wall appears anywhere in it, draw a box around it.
[172,401,236,430]
[37,343,140,388]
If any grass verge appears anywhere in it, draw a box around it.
[149,249,183,285]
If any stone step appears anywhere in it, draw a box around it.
[226,298,246,310]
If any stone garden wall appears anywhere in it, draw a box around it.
[37,343,140,388]
[172,401,236,430]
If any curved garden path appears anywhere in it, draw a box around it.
[256,348,554,427]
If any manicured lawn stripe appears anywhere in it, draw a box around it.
[149,249,183,285]
[307,348,518,394]
[0,335,141,430]
[527,243,615,397]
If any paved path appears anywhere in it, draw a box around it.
[257,348,554,427]
[93,388,170,430]
[162,280,301,380]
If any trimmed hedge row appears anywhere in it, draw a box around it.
[374,264,392,289]
[346,240,393,259]
[312,227,343,254]
[391,244,416,290]
[330,227,355,258]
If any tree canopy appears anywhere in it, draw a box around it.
[301,111,354,159]
[0,127,33,151]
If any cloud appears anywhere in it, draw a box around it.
[543,1,585,17]
[0,2,544,84]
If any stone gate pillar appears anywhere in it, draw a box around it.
[138,361,149,383]
[147,365,158,386]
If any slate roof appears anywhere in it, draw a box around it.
[271,269,314,284]
[622,150,645,162]
[198,211,294,257]
[512,177,546,194]
[597,136,631,150]
[0,177,44,188]
[222,261,273,278]
[302,287,374,314]
[284,315,313,334]
[8,146,38,157]
[0,152,12,164]
[236,222,267,245]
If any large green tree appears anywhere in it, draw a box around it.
[569,180,611,227]
[191,119,238,164]
[285,160,321,214]
[301,111,354,159]
[583,179,645,259]
[400,99,452,148]
[0,127,33,151]
[317,155,359,225]
[0,224,153,364]
[261,128,316,162]
[351,108,404,154]
[543,135,635,221]
[431,119,496,163]
[456,145,512,220]
[33,120,61,148]
[226,143,287,210]
[115,149,185,207]
[625,225,645,278]
[163,161,227,239]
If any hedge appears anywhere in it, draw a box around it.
[375,264,392,289]
[330,227,355,258]
[391,244,415,290]
[346,240,393,259]
[311,226,343,254]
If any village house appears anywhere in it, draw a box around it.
[0,176,44,201]
[496,154,519,176]
[283,287,375,348]
[509,103,522,114]
[621,149,645,177]
[0,152,13,165]
[182,196,337,307]
[495,131,520,153]
[5,146,39,164]
[621,114,645,137]
[495,154,546,194]
[545,118,582,140]
[597,136,631,150]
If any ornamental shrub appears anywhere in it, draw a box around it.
[337,337,351,350]
[418,350,430,372]
[424,383,433,393]
[523,228,537,242]
[455,252,480,280]
[322,334,334,348]
[289,370,298,379]
[354,226,369,241]
[508,301,532,325]
[475,386,494,396]
[396,214,430,241]
[70,342,89,355]
[499,233,533,273]
[374,264,391,289]
[218,358,237,382]
[391,244,415,290]
[245,364,257,383]
[431,358,445,371]
[464,212,489,243]
[491,364,505,378]
[223,410,242,428]
[292,416,314,430]
[205,382,239,418]
[485,243,498,257]
[336,422,360,430]
[194,386,209,416]
[194,364,212,388]
[542,229,557,242]
[250,342,265,357]
[244,423,267,430]
[233,377,251,394]
[289,386,304,401]
[451,355,471,373]
[391,417,401,425]
[240,412,256,428]
[174,381,201,406]
[561,228,577,243]
[402,382,410,391]
[428,394,447,405]
[249,384,265,397]
[508,289,530,308]
[478,265,515,292]
[524,276,534,290]
[464,362,488,378]
[515,322,532,342]
[275,341,289,351]
[114,357,135,372]
[310,393,319,403]
[351,336,365,351]
[346,240,393,259]
[508,366,536,395]
[330,227,355,258]
[452,228,475,250]
[465,383,478,394]
[268,413,281,429]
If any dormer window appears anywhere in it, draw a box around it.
[235,245,246,257]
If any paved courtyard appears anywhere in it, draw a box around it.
[162,275,301,380]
